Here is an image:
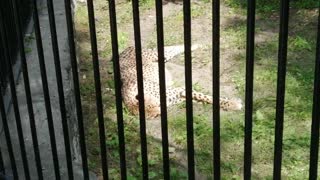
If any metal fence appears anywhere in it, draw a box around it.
[0,0,32,90]
[0,0,319,179]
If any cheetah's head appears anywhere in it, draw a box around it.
[133,94,161,118]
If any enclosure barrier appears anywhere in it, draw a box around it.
[0,0,32,90]
[0,0,319,179]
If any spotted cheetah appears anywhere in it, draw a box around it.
[118,45,242,118]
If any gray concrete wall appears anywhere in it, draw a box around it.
[0,0,95,179]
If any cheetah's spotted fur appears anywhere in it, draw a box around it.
[118,45,242,118]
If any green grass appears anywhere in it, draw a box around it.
[225,0,319,14]
[289,36,313,51]
[146,1,211,47]
[228,17,316,178]
[75,0,319,178]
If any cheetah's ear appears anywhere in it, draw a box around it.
[135,94,139,100]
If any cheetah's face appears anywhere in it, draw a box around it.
[133,94,161,119]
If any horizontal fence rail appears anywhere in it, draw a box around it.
[0,0,319,179]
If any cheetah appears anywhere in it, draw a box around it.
[118,45,242,118]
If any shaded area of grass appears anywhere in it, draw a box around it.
[225,0,319,14]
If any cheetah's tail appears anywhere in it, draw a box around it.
[162,44,201,61]
[168,88,242,111]
[190,91,243,111]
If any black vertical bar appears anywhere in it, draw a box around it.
[31,0,61,179]
[0,33,17,177]
[0,83,18,180]
[10,0,44,179]
[212,0,220,179]
[155,0,170,179]
[12,1,44,180]
[309,8,320,180]
[132,0,149,179]
[63,0,89,178]
[244,0,256,179]
[46,0,74,179]
[107,0,127,179]
[0,7,31,180]
[273,0,290,179]
[86,0,109,179]
[183,0,195,179]
[0,147,4,174]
